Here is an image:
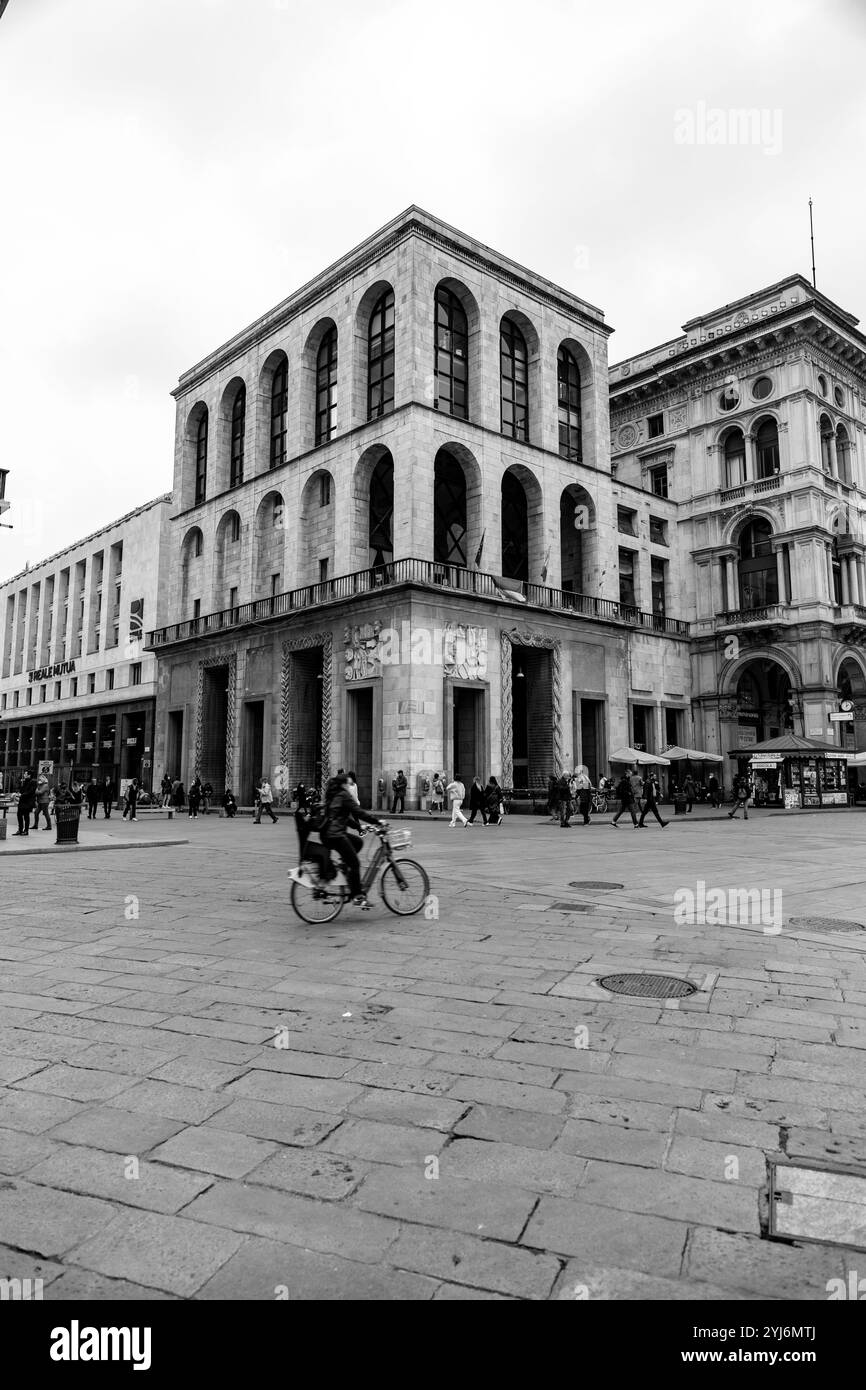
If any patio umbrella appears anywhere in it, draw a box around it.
[609,746,671,766]
[663,745,724,763]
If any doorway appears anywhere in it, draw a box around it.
[289,647,324,790]
[511,645,552,787]
[579,699,605,783]
[240,701,264,802]
[346,687,374,805]
[201,665,229,793]
[166,710,183,781]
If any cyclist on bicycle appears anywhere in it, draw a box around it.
[321,773,387,908]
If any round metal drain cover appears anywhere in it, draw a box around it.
[599,973,697,999]
[788,916,865,934]
[569,881,623,891]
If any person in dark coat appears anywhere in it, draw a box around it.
[558,772,573,828]
[484,776,504,827]
[123,777,139,821]
[683,774,697,814]
[188,777,202,819]
[172,780,185,810]
[15,772,36,835]
[321,773,386,906]
[33,771,52,830]
[222,788,237,818]
[468,775,488,825]
[639,774,669,828]
[707,773,720,809]
[391,770,407,814]
[86,777,100,820]
[611,772,639,828]
[102,776,116,818]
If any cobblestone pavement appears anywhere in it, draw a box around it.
[1,810,865,1300]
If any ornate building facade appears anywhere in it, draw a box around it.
[146,208,692,805]
[610,274,866,795]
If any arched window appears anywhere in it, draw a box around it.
[501,472,529,580]
[738,519,777,609]
[368,290,395,421]
[434,287,468,419]
[557,347,581,462]
[270,361,288,470]
[837,424,853,487]
[368,453,394,567]
[194,414,208,504]
[434,450,467,566]
[230,386,245,488]
[723,429,746,488]
[193,528,203,557]
[500,319,528,441]
[755,419,779,479]
[315,327,338,445]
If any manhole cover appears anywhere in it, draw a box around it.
[569,881,623,890]
[788,916,865,934]
[598,973,697,999]
[550,902,593,913]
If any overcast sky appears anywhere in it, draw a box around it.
[1,0,864,580]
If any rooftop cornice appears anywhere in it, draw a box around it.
[173,208,612,399]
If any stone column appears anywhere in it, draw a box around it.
[726,555,738,610]
[841,556,851,605]
[825,544,835,603]
[828,434,838,478]
[778,546,790,604]
[745,434,756,482]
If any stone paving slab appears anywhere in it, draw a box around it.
[2,814,866,1298]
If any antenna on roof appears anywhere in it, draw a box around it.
[808,197,816,289]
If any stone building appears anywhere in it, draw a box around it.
[0,495,171,793]
[147,207,691,806]
[609,274,866,799]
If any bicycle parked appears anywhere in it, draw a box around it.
[288,822,430,924]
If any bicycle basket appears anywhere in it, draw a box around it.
[388,828,412,849]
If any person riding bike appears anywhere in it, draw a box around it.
[321,773,387,908]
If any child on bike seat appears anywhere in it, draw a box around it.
[321,773,387,906]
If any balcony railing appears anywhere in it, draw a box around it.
[146,557,689,648]
[717,604,792,627]
[719,474,781,504]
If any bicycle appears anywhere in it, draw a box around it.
[288,823,430,924]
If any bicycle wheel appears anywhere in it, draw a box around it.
[290,877,344,924]
[380,858,430,916]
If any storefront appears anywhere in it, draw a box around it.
[730,734,849,809]
[0,696,156,795]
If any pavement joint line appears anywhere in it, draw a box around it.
[0,840,189,857]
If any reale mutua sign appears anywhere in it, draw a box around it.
[27,661,76,684]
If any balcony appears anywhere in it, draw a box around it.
[146,557,690,649]
[719,474,781,505]
[716,604,793,629]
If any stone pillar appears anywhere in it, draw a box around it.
[828,434,838,478]
[841,556,851,605]
[726,555,738,610]
[825,545,835,603]
[745,435,756,482]
[778,544,789,606]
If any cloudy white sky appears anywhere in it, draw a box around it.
[1,0,864,579]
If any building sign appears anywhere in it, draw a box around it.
[750,755,779,766]
[823,792,847,805]
[127,738,138,746]
[28,661,75,684]
[129,598,145,641]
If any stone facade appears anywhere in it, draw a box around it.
[0,495,171,791]
[147,208,691,805]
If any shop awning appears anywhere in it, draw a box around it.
[663,745,724,763]
[729,734,847,756]
[609,746,671,766]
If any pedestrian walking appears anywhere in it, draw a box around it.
[683,773,697,814]
[255,777,278,824]
[638,773,669,828]
[122,777,139,821]
[575,767,593,825]
[85,777,100,820]
[446,774,468,827]
[15,771,36,835]
[707,773,720,809]
[188,777,202,819]
[391,769,407,814]
[468,775,488,825]
[102,775,116,819]
[629,768,644,816]
[558,771,573,828]
[33,771,52,830]
[222,787,238,818]
[429,773,445,816]
[611,772,639,828]
[728,774,752,821]
[547,772,561,822]
[485,776,504,826]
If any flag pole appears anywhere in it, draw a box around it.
[809,197,816,289]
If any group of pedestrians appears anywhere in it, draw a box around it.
[441,773,505,828]
[12,771,90,836]
[548,768,595,828]
[610,768,669,828]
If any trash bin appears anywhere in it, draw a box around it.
[55,802,82,846]
[674,793,687,816]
